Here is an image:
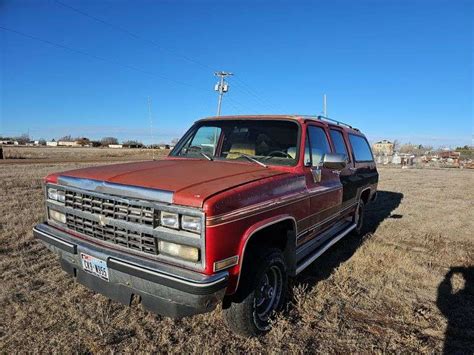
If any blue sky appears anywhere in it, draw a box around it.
[1,0,472,146]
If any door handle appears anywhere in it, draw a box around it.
[348,167,357,172]
[332,170,341,175]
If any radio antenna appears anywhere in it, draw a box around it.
[323,94,327,117]
[148,96,155,161]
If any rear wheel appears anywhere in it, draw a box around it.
[223,248,287,337]
[353,199,365,235]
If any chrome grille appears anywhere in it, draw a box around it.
[66,213,158,255]
[65,190,154,226]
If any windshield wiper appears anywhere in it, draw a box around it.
[200,152,213,161]
[236,154,267,168]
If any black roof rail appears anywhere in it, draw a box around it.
[300,115,357,130]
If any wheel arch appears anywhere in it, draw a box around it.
[234,215,297,292]
[359,187,371,204]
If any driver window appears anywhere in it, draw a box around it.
[181,126,221,156]
[307,126,331,166]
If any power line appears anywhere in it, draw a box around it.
[226,96,254,113]
[231,80,273,113]
[0,25,206,92]
[233,75,280,113]
[54,0,216,72]
[53,1,278,113]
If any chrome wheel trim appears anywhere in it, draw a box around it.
[254,265,283,323]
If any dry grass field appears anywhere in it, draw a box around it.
[0,160,472,353]
[2,146,168,162]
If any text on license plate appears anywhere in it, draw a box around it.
[81,253,109,281]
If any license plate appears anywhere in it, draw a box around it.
[80,253,109,281]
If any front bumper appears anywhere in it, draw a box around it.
[33,223,228,318]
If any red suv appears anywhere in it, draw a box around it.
[34,115,378,336]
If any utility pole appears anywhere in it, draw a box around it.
[214,71,233,116]
[148,97,155,161]
[323,94,327,117]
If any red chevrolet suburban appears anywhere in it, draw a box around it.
[34,115,378,336]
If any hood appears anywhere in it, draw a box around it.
[55,158,287,207]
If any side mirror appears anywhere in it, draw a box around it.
[322,153,347,170]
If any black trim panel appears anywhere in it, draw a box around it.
[108,258,227,295]
[34,228,77,254]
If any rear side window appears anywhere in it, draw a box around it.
[307,126,331,165]
[329,129,349,159]
[349,134,374,162]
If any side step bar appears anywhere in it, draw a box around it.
[295,223,356,275]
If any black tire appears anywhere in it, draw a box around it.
[353,199,365,236]
[223,248,287,337]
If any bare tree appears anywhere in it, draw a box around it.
[76,138,90,146]
[16,134,30,145]
[392,139,400,152]
[123,140,143,148]
[58,135,74,142]
[100,137,119,146]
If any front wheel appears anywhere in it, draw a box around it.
[223,249,287,337]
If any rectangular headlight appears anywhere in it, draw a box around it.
[49,209,66,224]
[181,215,201,233]
[158,241,199,262]
[57,190,65,203]
[47,188,65,203]
[47,188,58,201]
[160,212,179,229]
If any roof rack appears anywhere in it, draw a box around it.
[300,115,355,129]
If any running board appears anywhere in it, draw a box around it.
[295,223,356,274]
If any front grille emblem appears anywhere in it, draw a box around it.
[98,215,108,227]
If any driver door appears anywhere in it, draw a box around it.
[299,124,343,246]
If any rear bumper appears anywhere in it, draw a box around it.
[33,223,228,318]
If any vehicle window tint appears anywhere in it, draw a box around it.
[173,120,300,166]
[349,134,374,162]
[180,126,221,156]
[330,129,349,159]
[307,126,331,165]
[304,137,311,165]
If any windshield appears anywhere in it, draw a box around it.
[171,120,300,166]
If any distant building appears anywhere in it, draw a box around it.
[58,141,80,147]
[0,140,19,145]
[108,144,123,149]
[372,140,394,156]
[46,141,58,147]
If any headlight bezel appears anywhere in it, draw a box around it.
[47,187,65,204]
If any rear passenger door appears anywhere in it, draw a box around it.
[329,128,356,208]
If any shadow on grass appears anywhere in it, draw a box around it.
[292,190,404,293]
[437,266,474,354]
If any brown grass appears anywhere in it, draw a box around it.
[0,164,472,353]
[2,146,168,161]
